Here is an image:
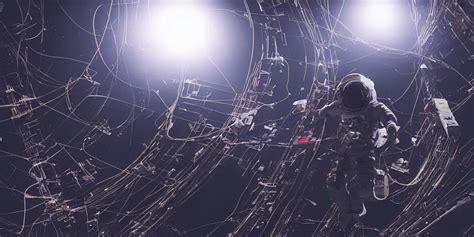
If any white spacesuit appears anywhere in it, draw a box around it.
[317,73,398,231]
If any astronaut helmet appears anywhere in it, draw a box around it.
[336,73,377,111]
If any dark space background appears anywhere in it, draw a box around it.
[0,0,472,236]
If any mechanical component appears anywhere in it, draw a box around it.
[425,98,460,138]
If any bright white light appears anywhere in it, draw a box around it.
[348,1,406,44]
[143,4,211,59]
[362,3,399,33]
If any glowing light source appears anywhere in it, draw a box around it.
[361,2,399,33]
[142,4,212,59]
[347,1,408,44]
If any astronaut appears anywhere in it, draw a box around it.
[315,73,398,231]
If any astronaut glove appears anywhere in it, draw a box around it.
[386,121,399,143]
